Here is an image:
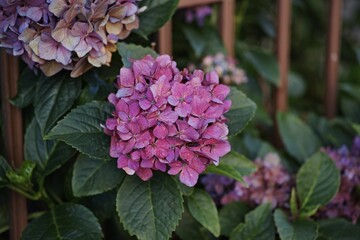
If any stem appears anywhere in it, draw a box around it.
[8,185,40,201]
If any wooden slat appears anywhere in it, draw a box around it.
[219,0,235,57]
[275,0,291,112]
[158,21,173,55]
[178,0,222,8]
[0,51,27,240]
[325,0,343,118]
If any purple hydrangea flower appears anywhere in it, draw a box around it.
[185,6,212,26]
[0,0,143,77]
[202,153,292,208]
[317,137,360,223]
[103,54,232,187]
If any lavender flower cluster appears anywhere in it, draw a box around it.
[202,153,292,208]
[185,6,212,27]
[104,54,231,187]
[0,0,143,77]
[202,53,248,86]
[318,137,360,223]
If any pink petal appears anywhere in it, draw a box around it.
[136,168,153,181]
[135,131,151,148]
[179,167,199,187]
[119,68,135,87]
[159,109,178,124]
[167,95,179,106]
[168,161,182,175]
[116,87,133,98]
[153,124,168,139]
[117,155,129,168]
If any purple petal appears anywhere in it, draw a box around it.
[153,124,168,139]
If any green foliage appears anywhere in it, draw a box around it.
[317,218,360,240]
[175,210,209,240]
[10,68,38,108]
[34,73,81,135]
[187,189,220,237]
[206,151,256,184]
[117,42,158,67]
[182,26,225,57]
[277,112,321,163]
[274,209,318,240]
[225,87,257,136]
[296,151,340,217]
[117,173,183,240]
[0,156,10,187]
[46,101,113,159]
[21,204,103,240]
[230,204,275,240]
[219,202,251,237]
[242,49,279,86]
[135,0,179,37]
[25,118,76,176]
[6,161,35,187]
[72,154,125,197]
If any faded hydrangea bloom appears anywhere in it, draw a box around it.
[0,0,143,77]
[318,137,360,223]
[203,153,292,208]
[185,6,212,26]
[202,53,247,85]
[103,54,231,187]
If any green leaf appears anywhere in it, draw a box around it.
[277,112,321,163]
[230,204,275,240]
[225,87,257,136]
[243,50,279,86]
[219,202,251,237]
[175,210,209,240]
[21,203,103,240]
[135,0,179,37]
[34,73,81,135]
[187,189,220,237]
[117,173,183,240]
[182,26,225,57]
[0,156,11,187]
[46,101,113,159]
[117,42,158,67]
[6,161,36,186]
[317,218,360,240]
[290,188,298,217]
[296,151,340,217]
[352,123,360,135]
[205,151,256,183]
[288,72,306,98]
[72,154,125,197]
[10,68,38,108]
[25,118,76,176]
[274,209,318,240]
[174,177,194,196]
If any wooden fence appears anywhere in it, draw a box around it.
[0,0,343,239]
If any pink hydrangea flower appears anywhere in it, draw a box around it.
[104,55,231,187]
[0,0,143,77]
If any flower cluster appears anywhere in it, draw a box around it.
[318,137,360,223]
[104,54,231,187]
[0,0,142,77]
[202,53,247,85]
[185,6,212,26]
[203,153,292,208]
